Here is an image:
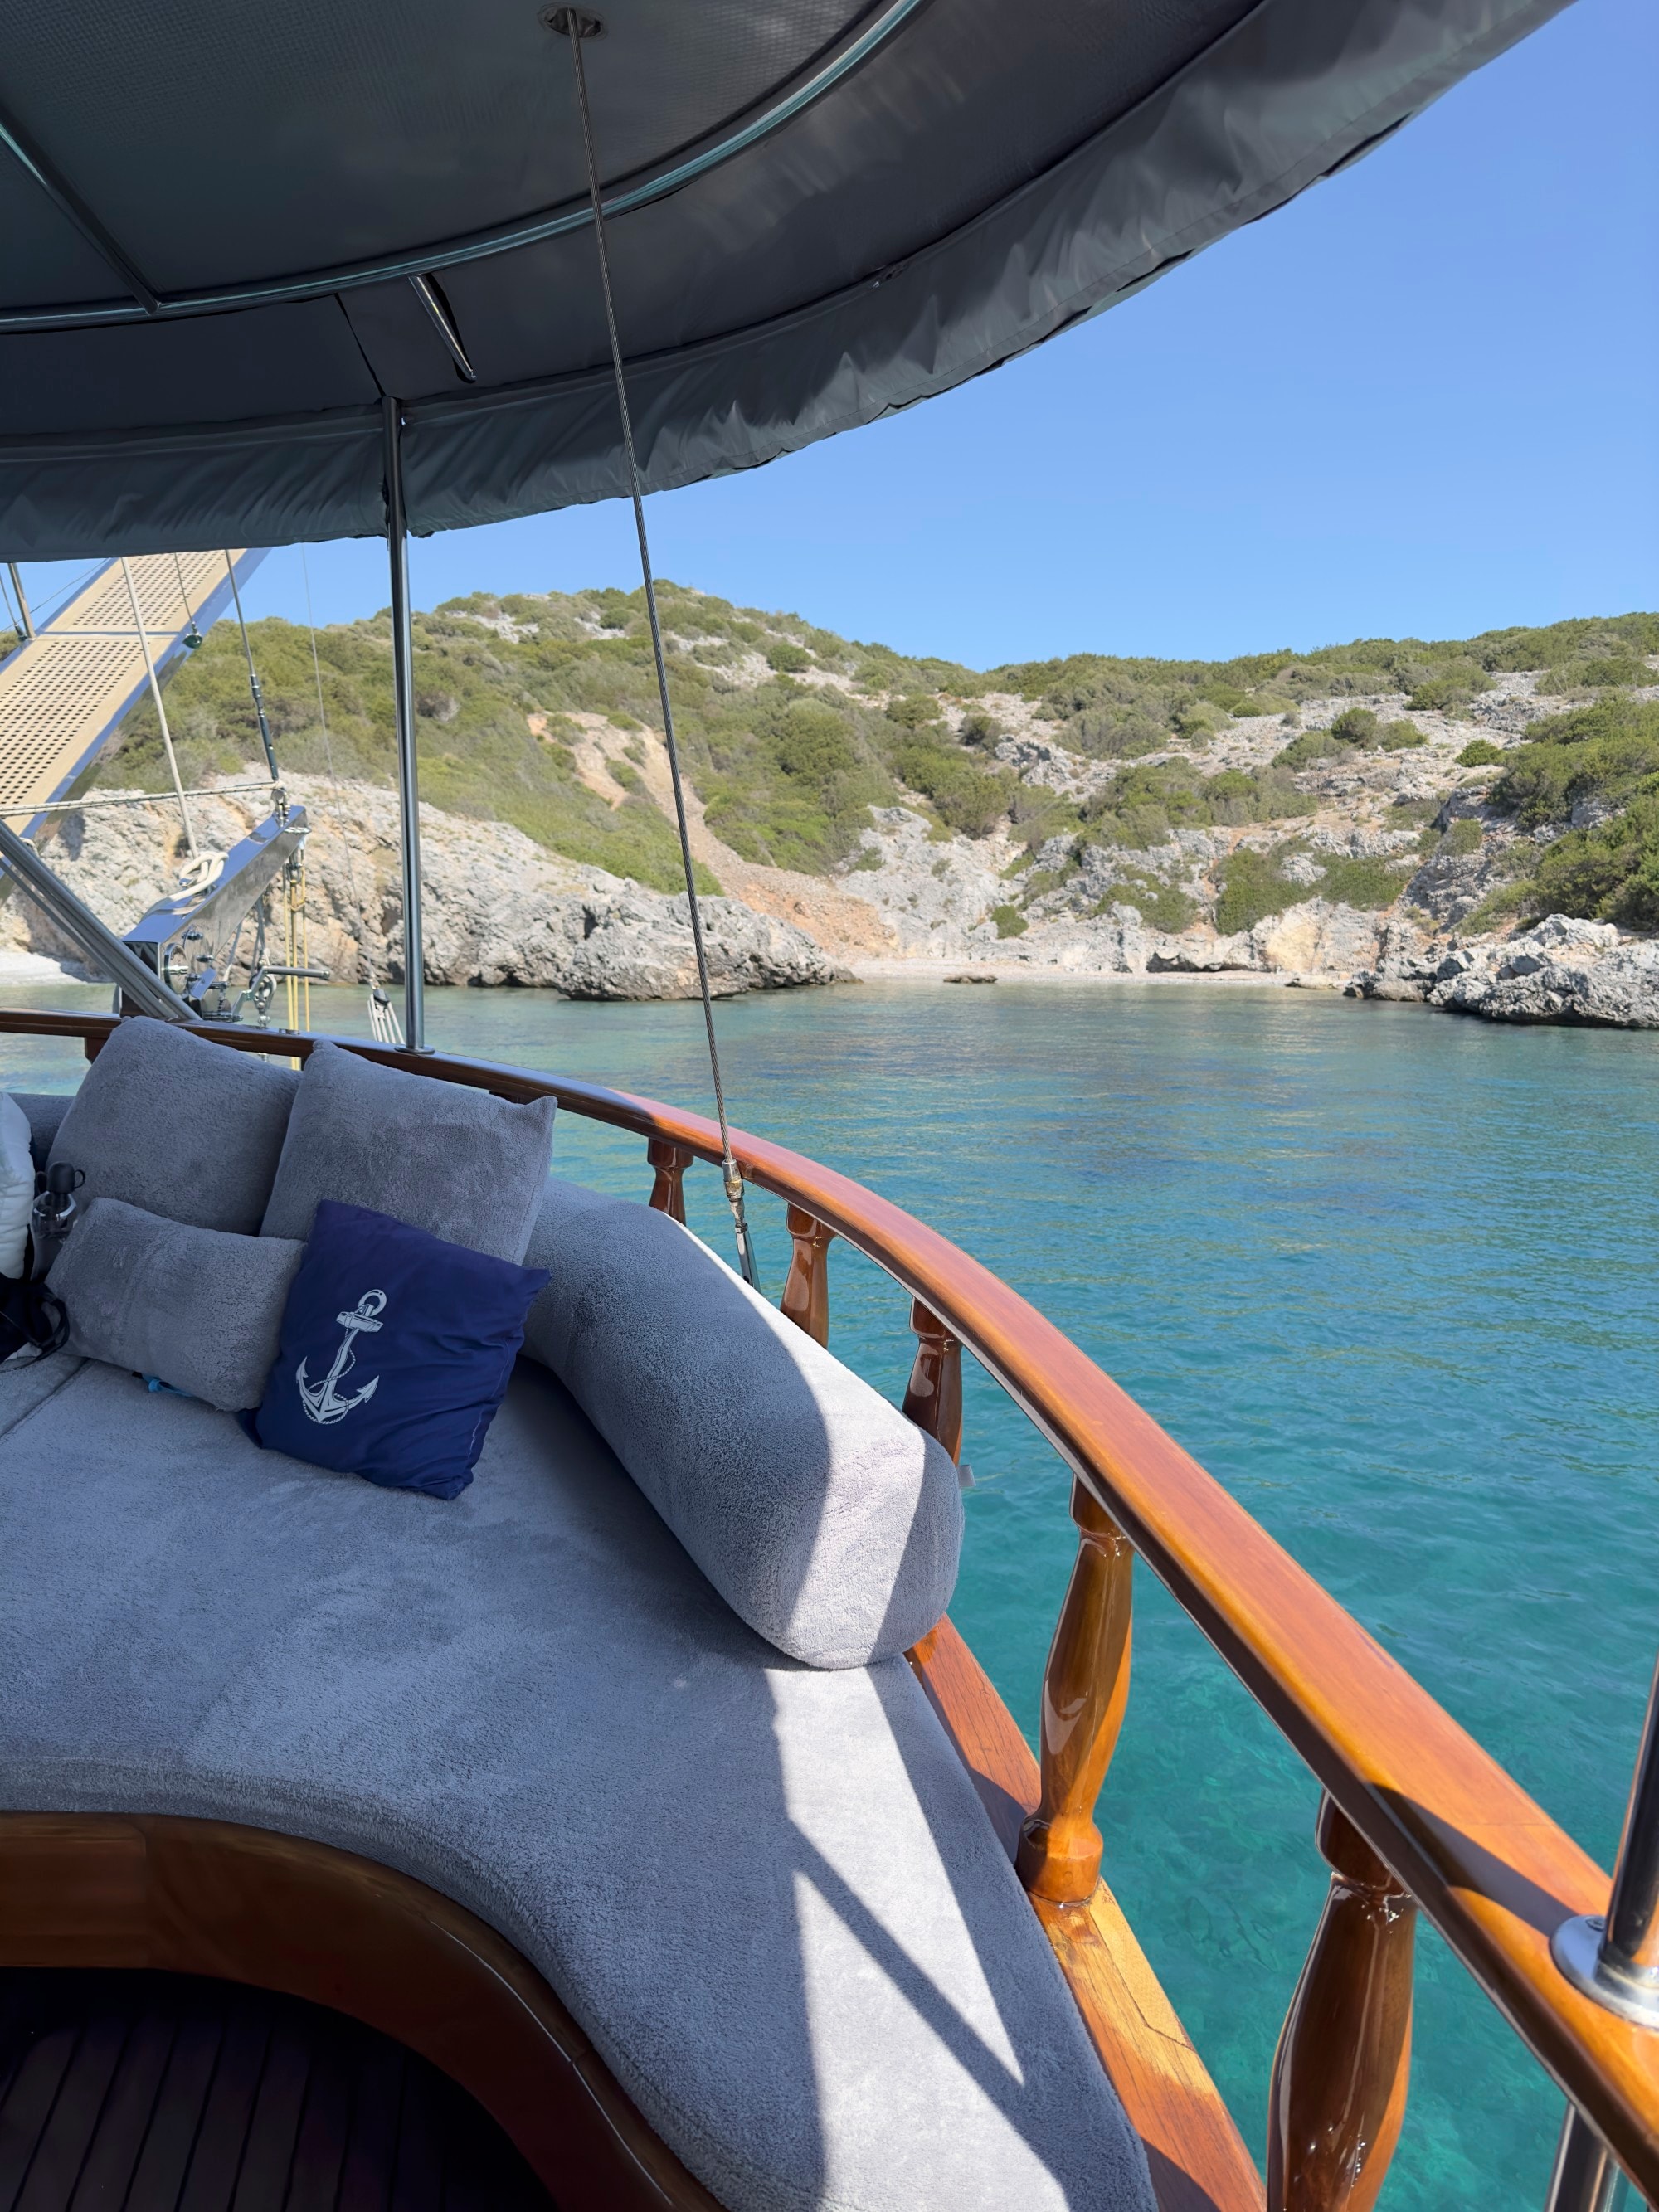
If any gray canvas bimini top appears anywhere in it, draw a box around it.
[0,0,1566,556]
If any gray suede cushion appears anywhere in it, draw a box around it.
[51,1196,303,1412]
[48,1018,300,1235]
[11,1090,71,1169]
[260,1041,555,1262]
[522,1180,962,1668]
[0,1359,1155,2212]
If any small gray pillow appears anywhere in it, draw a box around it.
[521,1179,963,1669]
[260,1041,555,1262]
[49,1018,299,1235]
[51,1196,303,1411]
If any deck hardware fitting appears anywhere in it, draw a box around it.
[1552,1645,1659,2030]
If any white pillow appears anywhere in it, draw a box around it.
[0,1093,33,1280]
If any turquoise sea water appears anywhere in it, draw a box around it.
[8,976,1658,2206]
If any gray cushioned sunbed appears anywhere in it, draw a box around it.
[0,1354,1152,2212]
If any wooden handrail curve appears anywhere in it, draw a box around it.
[6,1009,1652,2192]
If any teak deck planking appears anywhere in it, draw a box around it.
[0,1966,552,2212]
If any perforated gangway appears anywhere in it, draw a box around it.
[0,551,265,834]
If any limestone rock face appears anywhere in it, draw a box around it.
[1249,901,1382,977]
[1348,914,1659,1029]
[0,778,848,1000]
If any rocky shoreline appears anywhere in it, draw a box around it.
[3,664,1657,1028]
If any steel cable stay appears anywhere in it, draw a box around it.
[224,552,281,789]
[300,547,402,1047]
[556,4,760,1291]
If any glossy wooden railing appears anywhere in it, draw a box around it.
[7,1009,1655,2207]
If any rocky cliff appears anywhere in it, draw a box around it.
[14,588,1658,1023]
[0,776,847,1000]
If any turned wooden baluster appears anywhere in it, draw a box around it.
[780,1207,834,1344]
[902,1299,962,1462]
[645,1138,692,1223]
[1015,1478,1133,1904]
[1267,1795,1417,2212]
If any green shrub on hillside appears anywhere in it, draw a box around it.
[885,693,941,729]
[766,641,811,674]
[1376,718,1428,751]
[771,698,857,784]
[959,710,1003,748]
[893,740,1013,837]
[1313,854,1411,909]
[1331,707,1379,745]
[1457,738,1504,767]
[1080,761,1304,850]
[1170,699,1224,744]
[1474,615,1659,673]
[990,903,1027,938]
[1540,653,1651,694]
[1512,795,1659,930]
[1214,848,1296,934]
[1275,728,1344,771]
[1101,871,1194,933]
[1405,672,1489,713]
[1489,696,1659,827]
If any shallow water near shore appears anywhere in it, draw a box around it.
[8,976,1659,2207]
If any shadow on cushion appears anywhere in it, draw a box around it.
[0,1359,1152,2212]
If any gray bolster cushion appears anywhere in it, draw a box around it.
[51,1196,303,1412]
[522,1179,963,1668]
[49,1017,300,1234]
[260,1040,556,1262]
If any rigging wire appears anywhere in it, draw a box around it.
[119,556,198,858]
[222,552,281,785]
[300,548,403,1047]
[559,8,760,1290]
[24,558,103,630]
[0,566,18,643]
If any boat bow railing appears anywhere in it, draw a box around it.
[6,1008,1655,2211]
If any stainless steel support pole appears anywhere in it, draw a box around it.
[1554,1649,1659,2027]
[119,557,197,857]
[0,817,193,1021]
[1543,2106,1618,2212]
[6,562,32,639]
[382,393,426,1051]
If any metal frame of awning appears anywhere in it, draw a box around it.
[0,0,923,334]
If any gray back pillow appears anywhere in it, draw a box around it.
[521,1179,962,1669]
[52,1195,303,1412]
[260,1041,555,1262]
[49,1018,299,1234]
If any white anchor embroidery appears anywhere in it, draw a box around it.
[296,1289,387,1426]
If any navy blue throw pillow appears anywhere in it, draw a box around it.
[252,1200,550,1500]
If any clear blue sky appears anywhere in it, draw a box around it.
[21,0,1657,670]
